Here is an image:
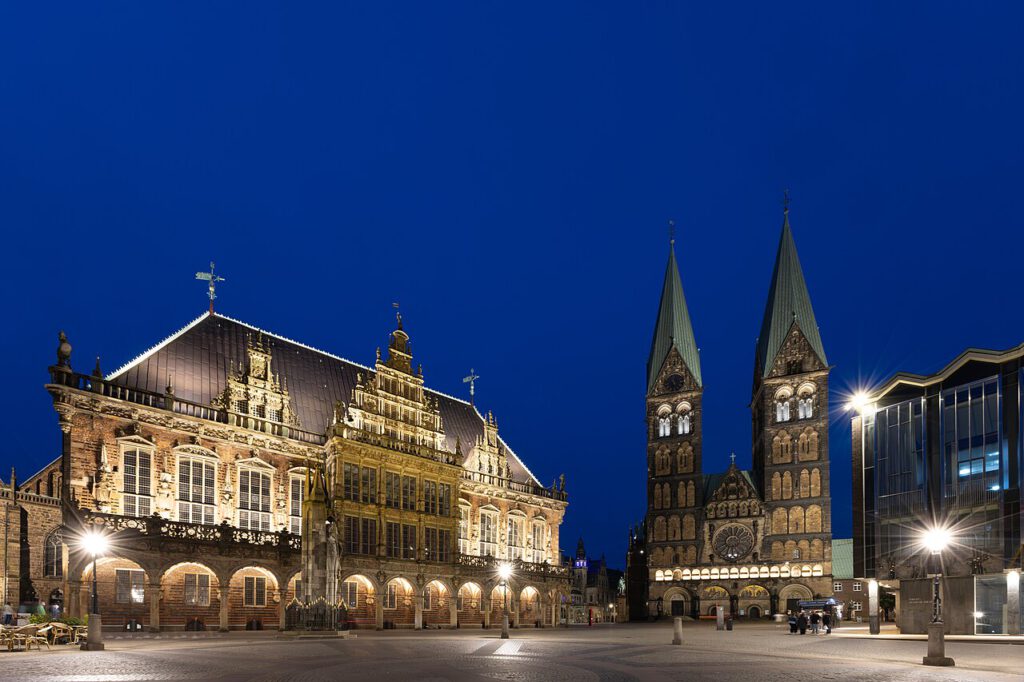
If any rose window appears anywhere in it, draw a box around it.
[712,525,754,562]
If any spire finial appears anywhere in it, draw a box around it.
[783,188,790,216]
[668,219,676,246]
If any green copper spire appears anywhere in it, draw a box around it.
[755,207,827,377]
[647,235,701,392]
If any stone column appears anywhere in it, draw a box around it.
[277,594,287,631]
[483,598,492,628]
[868,579,879,635]
[414,594,423,630]
[448,598,458,628]
[1007,570,1021,636]
[511,597,519,628]
[375,597,384,630]
[67,580,83,619]
[147,582,161,632]
[538,597,547,628]
[218,588,230,632]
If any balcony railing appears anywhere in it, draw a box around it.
[460,470,567,501]
[456,553,570,578]
[77,511,301,551]
[335,425,459,465]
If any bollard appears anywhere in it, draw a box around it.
[922,622,954,666]
[715,608,725,631]
[672,616,683,645]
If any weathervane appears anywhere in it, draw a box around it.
[463,368,480,404]
[668,219,676,246]
[195,262,225,314]
[392,301,402,328]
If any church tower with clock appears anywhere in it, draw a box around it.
[640,206,833,621]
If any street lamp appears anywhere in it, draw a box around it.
[80,529,109,651]
[498,562,512,639]
[919,523,954,666]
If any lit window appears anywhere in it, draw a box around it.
[776,401,791,423]
[289,476,303,534]
[238,469,272,530]
[115,569,145,604]
[384,582,398,609]
[184,573,211,606]
[479,512,497,557]
[658,417,671,438]
[244,576,267,607]
[121,447,153,517]
[44,530,63,578]
[507,516,524,560]
[458,506,471,554]
[678,413,691,435]
[341,580,358,608]
[177,456,217,525]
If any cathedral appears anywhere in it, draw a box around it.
[633,206,833,619]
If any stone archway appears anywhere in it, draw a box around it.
[519,586,541,626]
[382,577,416,627]
[423,579,454,628]
[79,556,151,629]
[663,587,691,618]
[160,561,221,631]
[456,581,484,627]
[779,583,814,615]
[338,573,377,629]
[227,566,280,631]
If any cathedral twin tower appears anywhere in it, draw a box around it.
[643,206,832,617]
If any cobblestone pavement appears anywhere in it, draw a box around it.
[3,622,1021,681]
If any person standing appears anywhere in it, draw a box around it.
[2,602,13,625]
[822,611,832,634]
[797,611,808,635]
[788,611,797,634]
[810,611,821,635]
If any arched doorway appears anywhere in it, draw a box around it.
[519,586,540,626]
[748,605,761,619]
[701,586,730,618]
[423,580,451,627]
[382,577,415,627]
[778,583,813,615]
[739,584,770,619]
[663,588,690,618]
[161,562,220,630]
[338,574,376,628]
[489,583,514,627]
[456,582,483,626]
[81,557,149,629]
[228,566,279,630]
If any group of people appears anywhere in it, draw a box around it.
[787,610,832,635]
[2,601,61,625]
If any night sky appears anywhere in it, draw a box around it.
[3,3,1023,567]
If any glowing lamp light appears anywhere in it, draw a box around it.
[497,563,512,582]
[80,530,109,558]
[847,391,874,415]
[973,611,984,619]
[921,525,953,555]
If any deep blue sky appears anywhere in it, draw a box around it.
[3,3,1023,567]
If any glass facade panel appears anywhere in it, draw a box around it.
[873,398,926,566]
[974,574,1007,635]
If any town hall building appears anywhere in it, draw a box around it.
[634,206,834,619]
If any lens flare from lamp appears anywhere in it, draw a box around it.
[921,526,952,554]
[498,563,512,581]
[81,530,109,557]
[847,391,873,414]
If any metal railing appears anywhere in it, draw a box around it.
[460,471,567,501]
[456,553,570,578]
[78,511,301,551]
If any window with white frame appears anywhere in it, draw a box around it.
[850,601,862,611]
[658,417,671,438]
[289,475,303,535]
[507,515,524,560]
[678,413,691,435]
[341,580,358,608]
[833,582,843,592]
[238,468,272,530]
[244,576,267,607]
[184,573,211,606]
[852,582,862,592]
[177,455,217,525]
[531,521,546,563]
[458,505,471,555]
[776,400,791,423]
[121,447,153,517]
[115,568,145,604]
[479,510,497,557]
[798,397,814,419]
[384,582,398,609]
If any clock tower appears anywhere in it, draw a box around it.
[644,238,704,590]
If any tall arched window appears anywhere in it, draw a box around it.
[776,400,791,422]
[658,417,672,438]
[44,529,63,578]
[677,413,691,435]
[177,448,218,525]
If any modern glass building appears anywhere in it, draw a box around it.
[851,343,1023,634]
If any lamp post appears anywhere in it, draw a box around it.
[920,525,954,667]
[498,563,512,639]
[80,529,109,651]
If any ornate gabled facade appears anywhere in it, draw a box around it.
[36,308,568,632]
[643,209,833,620]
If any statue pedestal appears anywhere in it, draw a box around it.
[922,622,954,667]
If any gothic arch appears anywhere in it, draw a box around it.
[799,469,810,499]
[789,507,805,534]
[677,481,686,508]
[782,472,793,500]
[682,514,695,540]
[668,515,681,541]
[663,483,672,508]
[770,472,781,500]
[653,516,667,542]
[772,508,787,534]
[770,541,784,561]
[806,505,822,533]
[653,484,662,509]
[686,481,695,507]
[810,538,824,560]
[810,468,822,497]
[677,443,694,474]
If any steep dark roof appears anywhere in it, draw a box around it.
[647,244,701,391]
[702,468,757,502]
[107,312,541,485]
[754,211,827,377]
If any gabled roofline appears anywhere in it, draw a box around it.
[871,341,1024,400]
[106,310,545,487]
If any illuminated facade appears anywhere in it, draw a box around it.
[641,207,833,618]
[40,310,568,630]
